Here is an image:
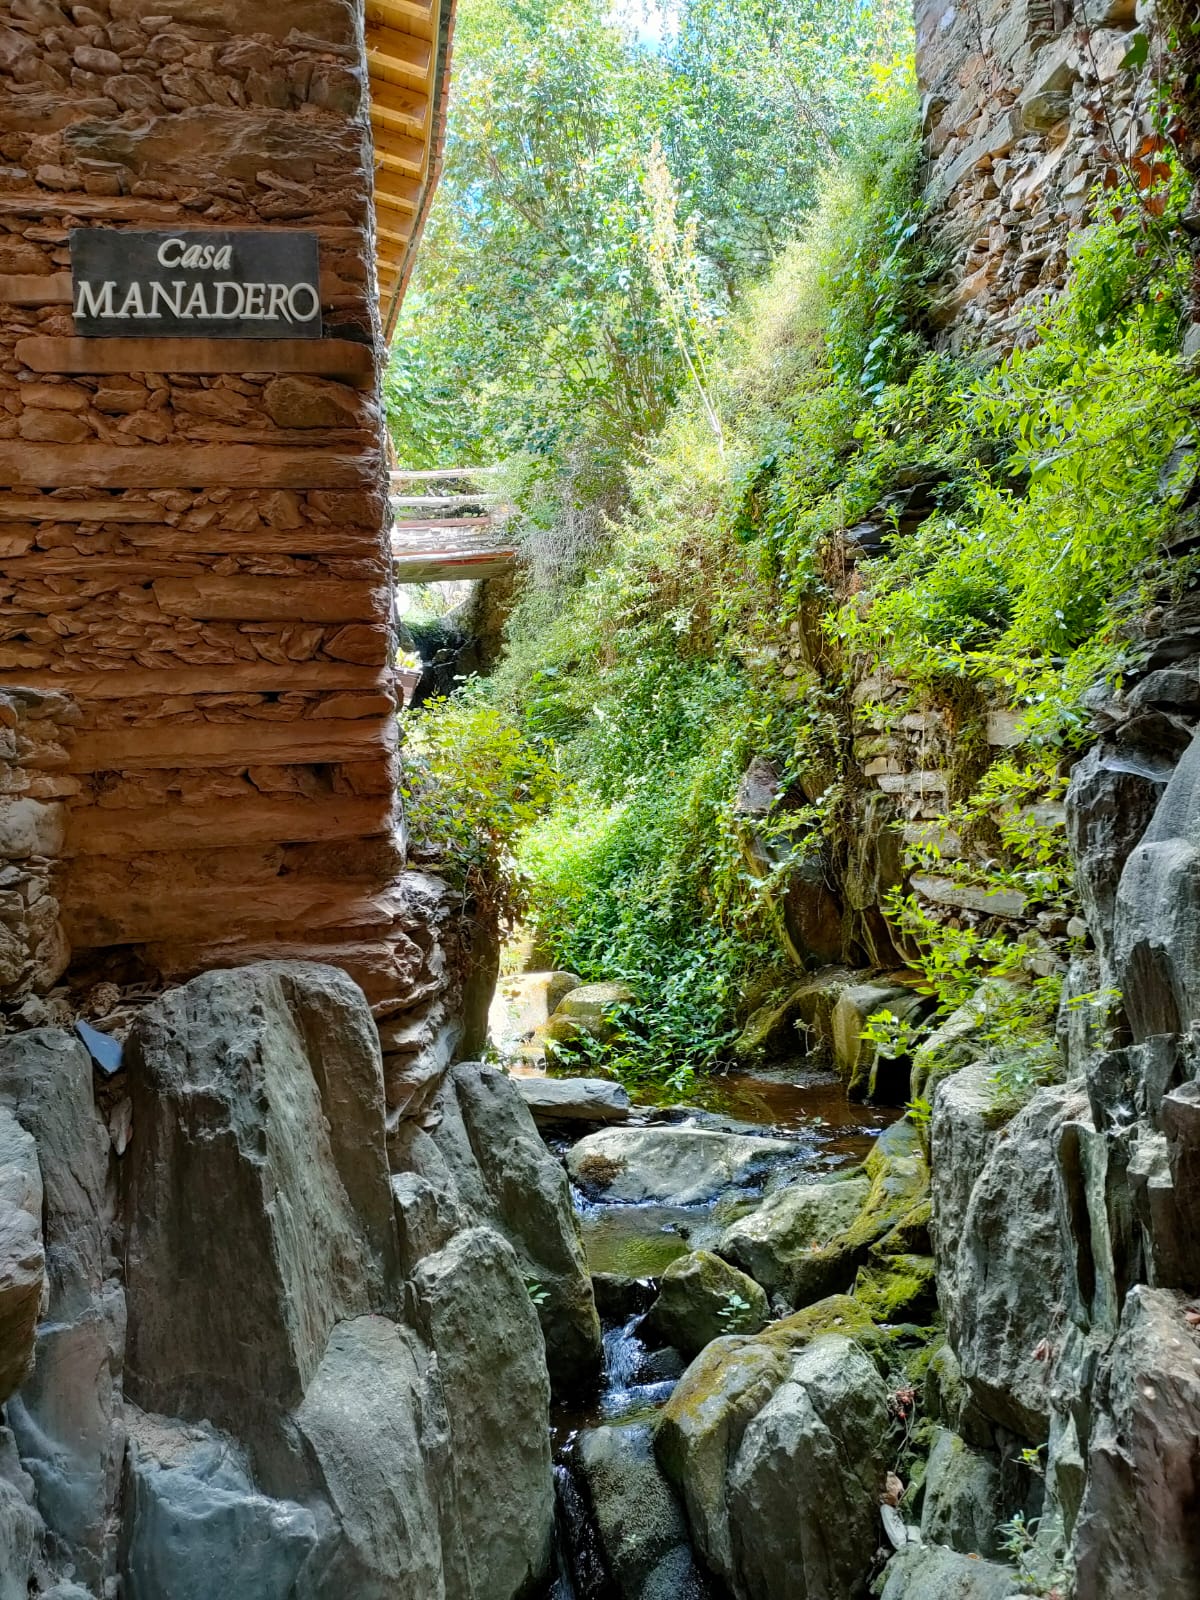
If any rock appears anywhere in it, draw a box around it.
[724,1120,928,1312]
[567,1126,800,1207]
[574,1422,711,1600]
[0,1109,43,1404]
[947,1084,1088,1440]
[733,969,853,1066]
[832,981,926,1100]
[550,981,636,1039]
[123,963,395,1473]
[488,971,581,1051]
[726,1336,890,1600]
[121,1406,317,1600]
[0,1030,121,1583]
[655,1295,877,1582]
[295,1315,452,1599]
[409,1227,554,1599]
[513,1075,632,1124]
[0,1428,41,1600]
[878,1543,1021,1599]
[919,1427,1001,1557]
[645,1251,769,1358]
[717,1175,872,1303]
[416,1062,601,1392]
[1072,1287,1200,1598]
[1065,746,1167,969]
[1111,729,1200,1040]
[263,375,362,428]
[929,1058,999,1331]
[923,1342,991,1451]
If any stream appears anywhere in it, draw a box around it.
[540,1063,898,1599]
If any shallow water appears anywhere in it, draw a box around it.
[544,1062,901,1594]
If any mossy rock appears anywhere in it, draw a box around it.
[852,1253,938,1323]
[733,968,854,1066]
[644,1250,769,1359]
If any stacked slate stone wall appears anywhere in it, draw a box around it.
[0,0,470,1108]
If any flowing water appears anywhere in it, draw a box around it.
[544,1064,899,1597]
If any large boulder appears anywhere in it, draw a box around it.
[1111,729,1200,1040]
[717,1175,871,1305]
[1065,746,1168,969]
[725,1336,890,1600]
[644,1251,768,1358]
[574,1422,712,1600]
[295,1315,453,1600]
[0,1109,42,1404]
[123,963,396,1473]
[408,1227,554,1599]
[929,1058,1000,1332]
[413,1062,601,1392]
[831,981,926,1100]
[878,1543,1021,1599]
[721,1120,928,1313]
[733,969,854,1067]
[543,982,636,1057]
[513,1075,631,1125]
[567,1126,801,1207]
[0,1029,121,1584]
[1072,1287,1200,1598]
[919,1427,1001,1558]
[946,1084,1088,1440]
[121,1407,318,1600]
[655,1296,877,1584]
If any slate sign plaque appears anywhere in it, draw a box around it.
[69,228,322,340]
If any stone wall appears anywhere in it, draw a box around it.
[917,0,1163,345]
[0,0,468,1108]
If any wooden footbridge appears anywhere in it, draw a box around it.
[390,467,519,584]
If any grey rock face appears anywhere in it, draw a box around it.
[929,1058,999,1336]
[726,1336,889,1600]
[1112,729,1200,1040]
[568,1126,800,1206]
[409,1227,554,1600]
[878,1542,1021,1599]
[919,1427,1001,1558]
[121,1407,317,1600]
[0,1109,43,1404]
[0,1429,41,1600]
[718,1175,871,1302]
[1072,1287,1200,1599]
[296,1315,450,1600]
[0,1029,122,1584]
[645,1250,768,1358]
[419,1061,601,1392]
[1065,746,1167,969]
[123,963,393,1469]
[947,1084,1088,1440]
[831,981,926,1100]
[574,1422,710,1600]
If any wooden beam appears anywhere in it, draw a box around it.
[376,204,415,242]
[7,664,391,697]
[369,127,426,178]
[366,0,436,43]
[152,575,389,623]
[371,163,421,206]
[390,467,501,481]
[394,553,517,583]
[369,81,429,139]
[15,335,375,388]
[63,878,404,948]
[0,273,71,307]
[64,717,396,773]
[366,24,433,90]
[66,795,395,856]
[0,444,379,491]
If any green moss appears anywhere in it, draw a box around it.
[852,1254,938,1323]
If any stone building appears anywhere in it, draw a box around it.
[0,0,473,1118]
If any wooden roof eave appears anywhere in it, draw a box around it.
[365,0,456,341]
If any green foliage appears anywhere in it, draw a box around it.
[399,691,561,927]
[837,164,1200,743]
